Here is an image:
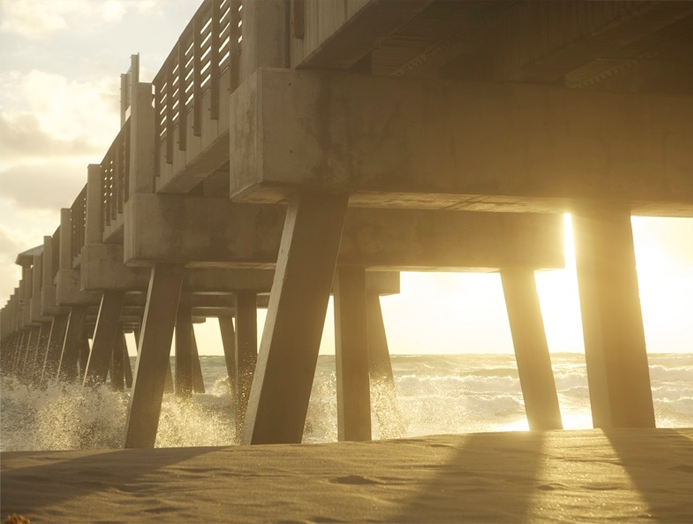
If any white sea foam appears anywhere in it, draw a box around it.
[1,352,691,451]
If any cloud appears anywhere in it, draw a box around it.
[0,162,89,212]
[0,110,102,161]
[0,0,163,39]
[0,223,33,264]
[0,70,119,163]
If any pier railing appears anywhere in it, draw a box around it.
[70,185,87,267]
[100,119,131,238]
[153,0,242,187]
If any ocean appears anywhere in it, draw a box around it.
[1,352,691,451]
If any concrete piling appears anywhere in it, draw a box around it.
[124,265,184,448]
[501,268,563,430]
[334,266,372,442]
[573,205,656,429]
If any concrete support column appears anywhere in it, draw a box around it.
[41,315,68,383]
[11,330,28,375]
[334,266,371,442]
[133,327,173,392]
[21,325,41,381]
[501,267,563,430]
[84,291,126,387]
[79,336,91,381]
[366,293,404,439]
[175,297,194,398]
[242,191,348,445]
[219,315,237,396]
[29,322,52,385]
[58,305,87,383]
[110,323,126,391]
[191,329,205,394]
[233,292,257,434]
[124,264,184,448]
[572,205,655,428]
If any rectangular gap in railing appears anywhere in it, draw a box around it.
[100,120,131,234]
[153,0,241,173]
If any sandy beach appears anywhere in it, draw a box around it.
[2,428,692,523]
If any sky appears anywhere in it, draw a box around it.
[1,0,692,357]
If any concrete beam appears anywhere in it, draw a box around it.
[229,68,693,216]
[81,244,150,291]
[56,269,100,306]
[125,194,564,270]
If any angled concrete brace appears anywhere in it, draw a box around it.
[334,266,371,441]
[124,265,184,448]
[367,293,405,440]
[20,325,41,381]
[122,332,133,388]
[501,268,562,430]
[175,297,194,398]
[29,322,51,385]
[242,191,349,445]
[109,324,126,391]
[40,315,69,384]
[191,330,205,394]
[234,291,258,436]
[132,327,174,394]
[57,306,88,383]
[218,314,237,395]
[83,291,126,387]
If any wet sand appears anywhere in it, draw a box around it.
[2,428,692,523]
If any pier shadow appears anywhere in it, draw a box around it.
[0,446,220,516]
[390,430,547,523]
[604,428,693,523]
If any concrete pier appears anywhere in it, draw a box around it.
[2,0,691,449]
[573,205,656,428]
[367,293,404,440]
[234,291,258,435]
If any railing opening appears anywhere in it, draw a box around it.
[153,0,242,179]
[100,119,131,235]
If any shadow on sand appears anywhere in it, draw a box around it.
[390,431,547,522]
[0,446,220,516]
